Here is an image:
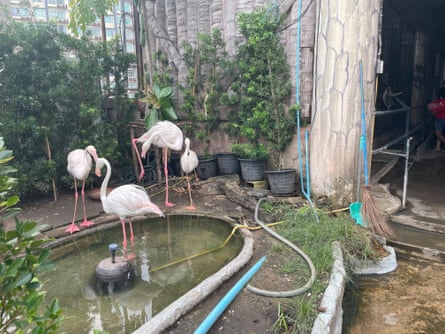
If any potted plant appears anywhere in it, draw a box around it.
[197,152,219,180]
[263,104,299,195]
[231,142,268,182]
[222,8,296,194]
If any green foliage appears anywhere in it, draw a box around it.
[259,200,377,333]
[224,7,295,169]
[139,83,178,129]
[0,23,134,198]
[180,29,231,155]
[68,0,118,36]
[0,138,19,222]
[231,143,268,160]
[0,139,63,333]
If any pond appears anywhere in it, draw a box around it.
[41,215,244,334]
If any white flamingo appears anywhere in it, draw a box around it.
[180,138,199,210]
[132,120,184,207]
[66,145,98,234]
[95,157,165,258]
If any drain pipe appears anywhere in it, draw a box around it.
[295,0,319,223]
[246,197,317,297]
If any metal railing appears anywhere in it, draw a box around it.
[372,96,420,209]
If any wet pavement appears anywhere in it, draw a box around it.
[343,146,445,334]
[375,148,445,259]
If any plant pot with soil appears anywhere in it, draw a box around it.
[197,154,219,180]
[216,152,240,175]
[232,143,267,182]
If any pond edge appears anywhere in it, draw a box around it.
[132,214,254,334]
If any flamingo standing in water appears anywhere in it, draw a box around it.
[180,138,199,210]
[65,145,98,234]
[132,120,184,207]
[95,157,165,258]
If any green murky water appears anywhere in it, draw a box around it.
[41,215,243,334]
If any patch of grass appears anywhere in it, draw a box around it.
[258,201,377,333]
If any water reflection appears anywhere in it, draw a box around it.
[42,215,243,333]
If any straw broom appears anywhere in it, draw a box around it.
[359,61,396,239]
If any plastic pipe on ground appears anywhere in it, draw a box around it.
[194,256,266,334]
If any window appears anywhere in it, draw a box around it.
[125,43,135,53]
[105,15,114,24]
[128,69,136,79]
[48,9,66,20]
[87,27,101,38]
[10,7,31,17]
[34,8,46,19]
[106,28,115,39]
[48,0,65,5]
[125,29,134,40]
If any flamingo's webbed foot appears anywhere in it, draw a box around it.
[80,219,95,227]
[65,223,80,234]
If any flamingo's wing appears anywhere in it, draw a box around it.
[104,185,164,218]
[67,149,93,180]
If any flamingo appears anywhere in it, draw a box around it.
[180,138,199,210]
[132,120,184,207]
[95,157,165,258]
[65,145,98,234]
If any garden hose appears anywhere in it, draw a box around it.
[149,221,282,273]
[246,197,317,297]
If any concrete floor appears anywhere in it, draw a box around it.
[374,146,445,259]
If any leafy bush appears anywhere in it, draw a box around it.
[0,23,134,199]
[0,138,63,333]
[231,142,268,160]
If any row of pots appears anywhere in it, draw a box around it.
[198,152,297,195]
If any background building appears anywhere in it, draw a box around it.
[5,0,139,97]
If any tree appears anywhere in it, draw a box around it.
[0,23,134,200]
[223,8,294,168]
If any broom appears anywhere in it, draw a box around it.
[359,61,396,239]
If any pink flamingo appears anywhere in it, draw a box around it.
[65,145,98,234]
[132,120,184,207]
[180,138,199,210]
[95,157,165,258]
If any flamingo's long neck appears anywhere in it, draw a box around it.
[100,159,112,202]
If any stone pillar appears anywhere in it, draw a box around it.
[310,0,382,205]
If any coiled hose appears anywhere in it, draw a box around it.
[246,197,317,297]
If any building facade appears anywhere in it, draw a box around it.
[6,0,138,96]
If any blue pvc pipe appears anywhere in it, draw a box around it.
[194,256,266,334]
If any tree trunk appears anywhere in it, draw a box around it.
[310,0,382,205]
[143,1,188,85]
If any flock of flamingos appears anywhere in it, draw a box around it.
[64,120,199,257]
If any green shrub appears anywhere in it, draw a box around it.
[0,138,63,333]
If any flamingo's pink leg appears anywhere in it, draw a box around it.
[66,179,80,234]
[80,180,95,227]
[164,147,175,207]
[132,138,145,181]
[126,218,136,260]
[121,219,128,258]
[185,175,195,210]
